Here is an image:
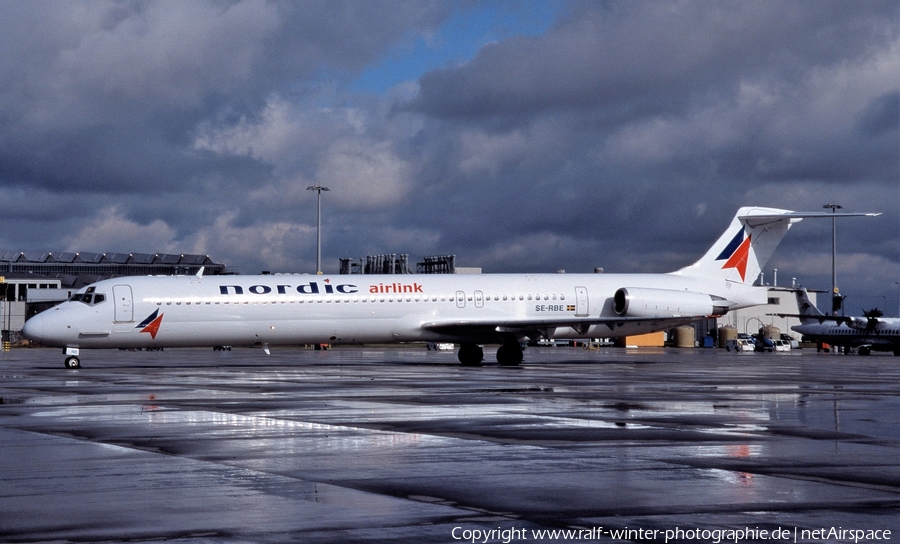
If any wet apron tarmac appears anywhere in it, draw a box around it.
[2,346,898,542]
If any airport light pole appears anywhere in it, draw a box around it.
[307,185,330,275]
[823,203,842,315]
[895,281,899,317]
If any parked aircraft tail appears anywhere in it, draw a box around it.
[673,207,800,284]
[794,288,827,323]
[675,207,880,285]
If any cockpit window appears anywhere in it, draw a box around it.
[71,287,106,306]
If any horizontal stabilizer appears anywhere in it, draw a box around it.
[739,211,881,220]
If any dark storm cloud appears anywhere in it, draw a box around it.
[858,91,900,136]
[0,0,449,263]
[0,0,447,190]
[410,1,895,121]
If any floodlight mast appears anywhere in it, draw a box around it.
[307,185,330,275]
[823,203,842,315]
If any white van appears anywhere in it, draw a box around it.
[772,339,791,352]
[725,338,755,352]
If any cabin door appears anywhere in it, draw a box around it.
[113,284,134,323]
[575,286,589,317]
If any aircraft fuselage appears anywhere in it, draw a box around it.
[792,321,900,354]
[24,272,760,351]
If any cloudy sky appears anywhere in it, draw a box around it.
[1,0,897,313]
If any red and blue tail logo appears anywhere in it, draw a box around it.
[716,229,751,281]
[136,309,164,339]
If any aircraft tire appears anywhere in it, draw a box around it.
[64,356,81,369]
[496,344,523,366]
[458,343,483,366]
[859,346,871,356]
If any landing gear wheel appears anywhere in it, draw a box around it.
[859,346,871,356]
[496,343,523,366]
[64,356,81,369]
[458,343,483,366]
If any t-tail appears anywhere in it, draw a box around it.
[673,206,801,284]
[794,288,826,324]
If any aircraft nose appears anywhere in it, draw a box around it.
[22,314,44,343]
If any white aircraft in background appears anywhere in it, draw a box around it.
[23,206,878,368]
[773,288,900,356]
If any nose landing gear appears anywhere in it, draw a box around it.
[64,356,81,369]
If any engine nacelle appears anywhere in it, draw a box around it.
[614,287,731,318]
[849,317,869,330]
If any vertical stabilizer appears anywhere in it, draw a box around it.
[673,207,799,284]
[794,288,826,324]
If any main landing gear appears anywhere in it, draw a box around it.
[457,337,524,367]
[458,343,483,366]
[496,341,524,366]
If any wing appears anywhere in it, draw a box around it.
[422,314,708,339]
[768,312,850,325]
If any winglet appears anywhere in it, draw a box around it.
[196,266,205,278]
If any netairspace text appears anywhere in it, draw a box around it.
[450,525,892,543]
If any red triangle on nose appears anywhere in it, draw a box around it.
[140,314,164,340]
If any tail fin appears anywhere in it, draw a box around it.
[794,288,826,323]
[673,207,800,284]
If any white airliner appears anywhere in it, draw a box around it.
[22,207,878,368]
[773,289,900,356]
